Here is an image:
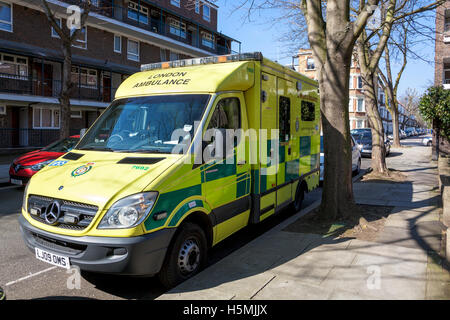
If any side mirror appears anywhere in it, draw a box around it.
[80,128,87,138]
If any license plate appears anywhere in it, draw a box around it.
[11,178,22,186]
[35,248,70,269]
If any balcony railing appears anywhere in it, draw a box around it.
[0,128,80,148]
[0,74,117,102]
[64,0,235,55]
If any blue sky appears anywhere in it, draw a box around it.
[215,0,436,97]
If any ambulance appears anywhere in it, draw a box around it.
[19,52,321,288]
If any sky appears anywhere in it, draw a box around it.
[214,0,436,97]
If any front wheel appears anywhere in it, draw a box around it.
[158,222,207,289]
[292,183,305,213]
[353,158,361,175]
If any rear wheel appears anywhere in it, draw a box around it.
[158,222,207,289]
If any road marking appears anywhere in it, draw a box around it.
[5,266,57,287]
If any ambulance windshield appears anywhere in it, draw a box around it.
[76,94,210,154]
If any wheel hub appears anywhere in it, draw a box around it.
[178,238,200,275]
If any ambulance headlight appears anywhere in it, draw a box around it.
[98,192,158,229]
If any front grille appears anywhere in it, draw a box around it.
[28,195,98,231]
[31,232,87,255]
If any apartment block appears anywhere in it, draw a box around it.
[0,0,237,148]
[435,0,450,88]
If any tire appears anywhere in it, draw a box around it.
[158,222,207,289]
[292,182,305,213]
[353,158,361,175]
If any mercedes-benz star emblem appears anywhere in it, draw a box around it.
[45,201,61,225]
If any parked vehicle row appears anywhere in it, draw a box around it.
[350,128,391,158]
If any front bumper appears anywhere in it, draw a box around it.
[19,215,176,276]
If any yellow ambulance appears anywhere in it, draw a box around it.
[19,52,320,287]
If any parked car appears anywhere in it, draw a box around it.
[352,131,391,158]
[400,130,407,139]
[320,135,361,183]
[9,135,80,186]
[405,128,414,137]
[422,136,432,146]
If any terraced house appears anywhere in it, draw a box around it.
[0,0,237,149]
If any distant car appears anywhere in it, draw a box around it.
[9,135,80,186]
[422,136,432,146]
[320,135,361,183]
[352,131,391,158]
[400,130,407,139]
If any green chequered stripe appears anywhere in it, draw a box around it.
[144,184,202,230]
[285,159,300,181]
[310,153,319,170]
[168,199,204,227]
[300,136,311,157]
[236,172,250,198]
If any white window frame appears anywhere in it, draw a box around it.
[32,107,60,129]
[306,57,315,70]
[71,26,87,49]
[201,31,214,48]
[357,76,363,89]
[349,97,353,112]
[0,53,28,78]
[356,119,364,129]
[127,39,140,61]
[51,17,62,38]
[170,0,181,7]
[114,34,122,53]
[71,66,98,88]
[203,4,210,22]
[0,1,13,33]
[70,109,82,118]
[127,1,149,24]
[0,105,6,115]
[169,18,186,38]
[357,97,364,112]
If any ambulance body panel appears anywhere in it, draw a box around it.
[19,53,320,286]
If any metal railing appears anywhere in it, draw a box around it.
[0,74,117,102]
[0,128,79,148]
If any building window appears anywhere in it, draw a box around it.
[33,107,60,129]
[195,0,200,13]
[169,18,186,38]
[279,96,290,142]
[349,98,353,112]
[0,53,28,78]
[169,51,179,61]
[71,66,98,88]
[445,10,450,32]
[357,76,363,89]
[201,31,214,48]
[203,4,210,22]
[70,109,82,118]
[349,75,354,89]
[306,57,315,70]
[160,48,168,62]
[0,105,5,115]
[114,35,122,53]
[0,1,12,32]
[51,17,62,38]
[128,1,149,24]
[170,0,180,7]
[70,26,87,49]
[356,120,364,128]
[301,100,315,121]
[127,39,139,61]
[357,98,364,112]
[91,0,99,6]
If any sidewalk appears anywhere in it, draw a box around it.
[158,141,450,300]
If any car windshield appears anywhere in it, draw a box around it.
[42,137,79,153]
[76,94,210,154]
[352,132,372,144]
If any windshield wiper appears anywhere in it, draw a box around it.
[77,146,115,152]
[124,149,168,154]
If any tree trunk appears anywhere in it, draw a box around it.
[319,53,355,220]
[364,72,388,174]
[432,119,439,161]
[59,43,72,139]
[391,104,401,148]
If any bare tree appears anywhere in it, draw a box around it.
[355,0,443,175]
[41,0,92,139]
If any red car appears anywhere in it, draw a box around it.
[9,135,80,186]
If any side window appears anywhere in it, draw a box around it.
[279,96,290,142]
[301,100,315,122]
[207,97,241,130]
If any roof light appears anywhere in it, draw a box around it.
[140,52,263,72]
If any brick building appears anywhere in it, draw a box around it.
[435,0,450,87]
[0,0,237,148]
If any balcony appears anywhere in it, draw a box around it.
[0,74,117,103]
[64,0,235,56]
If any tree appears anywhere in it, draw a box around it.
[41,0,92,139]
[355,0,442,175]
[419,86,450,158]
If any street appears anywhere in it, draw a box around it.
[0,137,424,300]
